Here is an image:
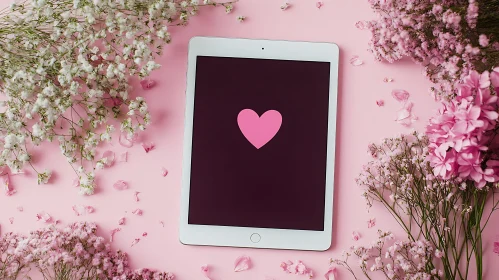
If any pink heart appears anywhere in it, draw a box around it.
[237,109,282,149]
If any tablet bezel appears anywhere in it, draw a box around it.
[180,37,339,251]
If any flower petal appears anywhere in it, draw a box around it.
[118,152,128,162]
[355,21,367,30]
[161,167,168,177]
[118,217,126,225]
[113,180,128,190]
[350,56,364,66]
[132,208,143,216]
[119,132,137,148]
[367,218,376,228]
[102,150,115,167]
[324,267,337,280]
[36,212,53,223]
[376,100,385,107]
[110,228,121,242]
[72,205,85,216]
[85,206,95,213]
[131,238,141,247]
[201,265,212,279]
[8,217,14,224]
[280,2,291,10]
[72,178,80,188]
[316,1,324,9]
[142,142,155,153]
[383,77,394,83]
[391,89,410,102]
[2,173,15,196]
[159,220,165,227]
[142,232,148,237]
[234,255,251,272]
[140,79,156,89]
[134,191,140,202]
[17,206,23,212]
[352,231,361,241]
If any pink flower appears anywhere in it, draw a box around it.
[479,34,490,47]
[140,79,156,89]
[435,249,444,258]
[391,89,410,102]
[324,267,337,280]
[427,144,456,179]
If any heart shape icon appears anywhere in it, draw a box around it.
[237,109,282,149]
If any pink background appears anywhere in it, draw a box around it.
[1,0,498,279]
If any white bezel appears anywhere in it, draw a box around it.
[180,37,339,251]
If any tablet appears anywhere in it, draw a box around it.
[180,37,339,251]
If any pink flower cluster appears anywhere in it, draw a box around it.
[364,0,499,99]
[0,222,174,280]
[280,260,314,278]
[332,230,443,280]
[427,69,499,188]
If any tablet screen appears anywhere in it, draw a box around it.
[188,56,330,231]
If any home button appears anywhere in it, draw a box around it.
[250,233,261,243]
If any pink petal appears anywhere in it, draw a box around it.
[72,205,85,216]
[391,89,410,102]
[2,173,15,196]
[161,167,168,177]
[316,1,323,8]
[234,255,251,272]
[102,150,115,167]
[17,206,23,212]
[201,264,212,279]
[140,79,156,89]
[113,180,128,190]
[85,206,95,213]
[110,228,121,242]
[355,21,367,30]
[383,77,394,83]
[494,240,499,254]
[72,178,80,188]
[36,212,53,223]
[350,56,364,66]
[142,142,155,153]
[8,217,14,224]
[352,231,361,241]
[142,232,148,237]
[367,218,376,228]
[396,109,411,121]
[118,152,128,162]
[118,217,126,225]
[134,191,140,202]
[159,220,165,227]
[119,132,138,148]
[376,100,385,107]
[131,238,141,247]
[296,261,307,274]
[324,267,337,280]
[132,208,143,216]
[280,2,291,10]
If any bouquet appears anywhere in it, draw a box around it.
[0,0,234,195]
[0,222,174,280]
[332,1,499,279]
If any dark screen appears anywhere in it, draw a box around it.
[188,56,330,231]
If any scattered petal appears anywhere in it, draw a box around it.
[8,217,14,224]
[2,173,15,196]
[132,208,143,216]
[17,206,23,212]
[118,217,126,225]
[161,167,168,177]
[237,15,246,22]
[110,228,121,242]
[102,150,115,167]
[383,77,394,83]
[324,267,337,280]
[159,220,165,227]
[85,206,95,213]
[72,205,84,216]
[280,2,291,10]
[113,180,129,191]
[118,152,128,162]
[142,142,155,153]
[494,240,499,254]
[131,238,140,247]
[367,218,376,228]
[376,100,385,107]
[140,79,156,89]
[134,191,140,202]
[316,1,324,9]
[350,56,364,66]
[234,255,251,272]
[355,21,367,30]
[391,89,410,102]
[296,261,307,274]
[36,212,53,223]
[201,265,212,279]
[142,232,148,237]
[396,102,417,126]
[352,231,361,241]
[119,132,137,148]
[72,177,80,188]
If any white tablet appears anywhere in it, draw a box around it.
[180,37,339,251]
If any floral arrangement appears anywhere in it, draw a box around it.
[0,222,174,279]
[332,1,499,279]
[0,0,234,195]
[363,0,499,99]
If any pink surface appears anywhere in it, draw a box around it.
[1,0,498,279]
[237,109,282,149]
